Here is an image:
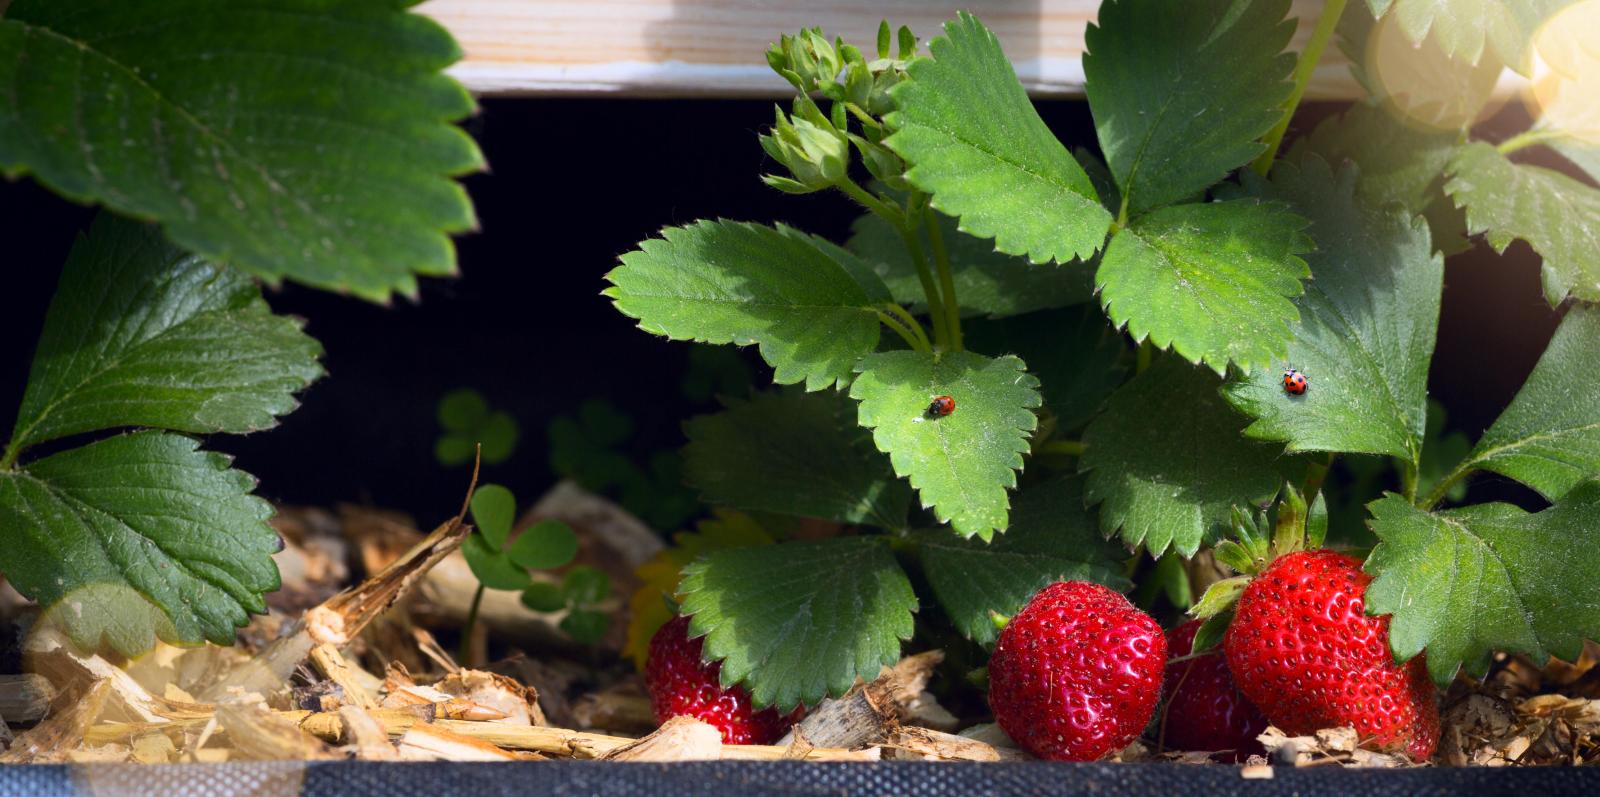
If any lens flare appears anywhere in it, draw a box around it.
[1527,0,1600,146]
[1364,11,1507,131]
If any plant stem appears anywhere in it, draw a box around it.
[1037,439,1087,457]
[1252,0,1347,175]
[1420,461,1475,510]
[1496,127,1562,155]
[0,440,18,471]
[898,227,949,348]
[458,583,486,666]
[923,205,964,352]
[1163,649,1219,666]
[882,303,933,352]
[1400,458,1419,504]
[895,191,950,349]
[874,307,929,352]
[844,102,882,131]
[841,179,951,348]
[1136,339,1153,374]
[837,176,903,227]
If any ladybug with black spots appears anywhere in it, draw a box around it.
[1282,368,1309,396]
[927,395,956,417]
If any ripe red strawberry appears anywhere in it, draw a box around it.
[1224,549,1440,759]
[1162,619,1267,760]
[645,615,799,744]
[988,581,1166,761]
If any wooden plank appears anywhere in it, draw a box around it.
[416,0,1369,98]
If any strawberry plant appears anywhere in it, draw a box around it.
[0,0,481,653]
[609,0,1600,761]
[0,0,1596,770]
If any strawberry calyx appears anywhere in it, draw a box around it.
[1184,482,1329,654]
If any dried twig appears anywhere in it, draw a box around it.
[309,644,380,710]
[398,723,520,761]
[0,680,111,763]
[777,650,944,749]
[200,470,480,703]
[599,716,721,762]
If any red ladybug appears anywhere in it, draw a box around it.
[1282,368,1308,396]
[927,395,956,417]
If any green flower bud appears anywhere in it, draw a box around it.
[758,106,848,193]
[852,134,907,191]
[765,27,844,94]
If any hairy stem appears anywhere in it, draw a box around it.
[874,308,930,352]
[1420,461,1475,510]
[1163,648,1219,666]
[840,178,949,347]
[1496,127,1562,155]
[844,102,882,131]
[896,191,950,348]
[837,177,904,227]
[882,303,933,352]
[1400,457,1419,504]
[0,440,18,471]
[923,205,964,352]
[898,228,949,348]
[1252,0,1347,175]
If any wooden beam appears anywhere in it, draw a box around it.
[416,0,1369,98]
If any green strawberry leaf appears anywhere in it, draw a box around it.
[785,228,894,306]
[1097,200,1312,375]
[0,432,279,654]
[679,536,918,711]
[1222,157,1442,466]
[606,220,885,391]
[6,216,323,456]
[917,474,1131,646]
[965,306,1130,433]
[1445,142,1600,305]
[1293,102,1460,213]
[0,0,482,301]
[1454,305,1600,501]
[849,351,1041,540]
[1085,0,1296,216]
[1081,356,1289,557]
[847,211,1095,318]
[1377,0,1576,72]
[1366,483,1600,685]
[886,12,1112,264]
[1550,139,1600,186]
[683,389,910,528]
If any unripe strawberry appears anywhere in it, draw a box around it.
[1224,549,1439,759]
[1162,619,1267,760]
[988,581,1166,760]
[645,615,799,744]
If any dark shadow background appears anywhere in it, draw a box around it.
[0,98,1572,522]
